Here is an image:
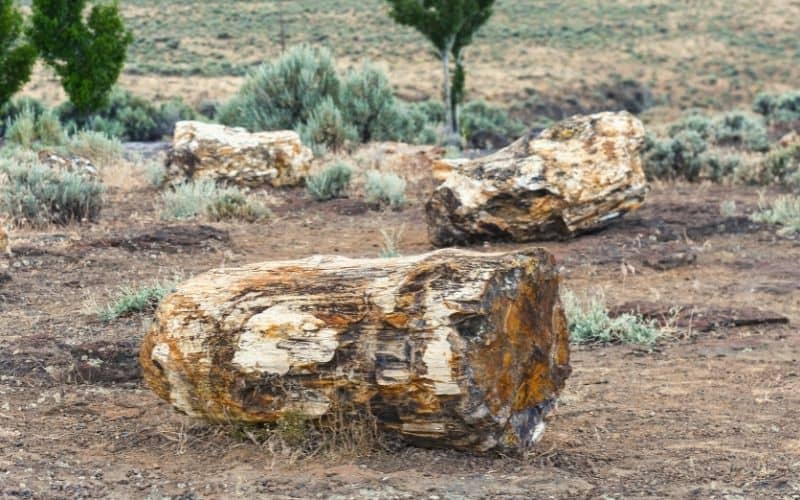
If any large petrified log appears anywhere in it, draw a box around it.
[426,111,648,246]
[141,248,571,453]
[165,121,313,187]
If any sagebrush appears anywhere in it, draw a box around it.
[364,171,407,209]
[562,289,661,345]
[0,153,104,226]
[161,180,269,222]
[306,162,352,201]
[100,280,175,322]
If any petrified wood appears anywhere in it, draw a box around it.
[141,248,571,453]
[165,121,313,188]
[426,111,648,246]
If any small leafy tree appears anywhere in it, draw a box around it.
[386,0,495,138]
[0,0,37,107]
[29,0,132,114]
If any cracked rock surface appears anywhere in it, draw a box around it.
[165,120,313,187]
[427,111,648,246]
[141,248,571,453]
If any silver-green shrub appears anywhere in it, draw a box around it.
[161,180,268,221]
[751,194,800,236]
[4,104,37,148]
[643,130,707,181]
[219,45,340,132]
[711,111,769,152]
[298,97,357,152]
[365,171,406,209]
[754,91,800,125]
[306,162,352,201]
[0,153,104,226]
[562,289,661,345]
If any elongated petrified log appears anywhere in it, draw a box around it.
[426,111,648,246]
[141,249,571,453]
[165,121,313,187]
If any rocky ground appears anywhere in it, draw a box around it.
[1,167,799,498]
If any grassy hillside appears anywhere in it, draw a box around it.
[21,0,800,121]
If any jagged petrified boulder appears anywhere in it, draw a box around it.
[426,111,648,246]
[141,248,571,453]
[165,121,313,187]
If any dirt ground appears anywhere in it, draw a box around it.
[0,160,799,498]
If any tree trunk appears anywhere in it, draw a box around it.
[441,47,455,137]
[451,53,464,135]
[141,248,571,453]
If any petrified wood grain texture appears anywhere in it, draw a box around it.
[165,121,313,188]
[141,249,571,453]
[426,111,648,246]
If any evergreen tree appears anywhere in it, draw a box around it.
[0,0,37,107]
[386,0,495,138]
[29,0,132,113]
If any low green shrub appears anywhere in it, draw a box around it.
[306,162,352,201]
[365,171,406,209]
[751,194,800,236]
[0,97,45,137]
[298,97,357,152]
[0,155,104,226]
[4,104,36,148]
[719,200,738,217]
[219,46,438,146]
[59,87,199,141]
[5,104,67,149]
[36,110,66,146]
[161,180,269,221]
[379,225,404,258]
[562,289,661,345]
[411,99,446,124]
[734,143,800,189]
[100,280,175,322]
[698,151,742,182]
[161,180,216,220]
[219,45,340,132]
[711,111,769,152]
[460,100,525,147]
[643,130,707,181]
[754,91,800,125]
[66,131,123,168]
[667,113,714,139]
[395,102,439,144]
[205,187,270,222]
[645,110,771,181]
[144,162,167,187]
[340,63,400,143]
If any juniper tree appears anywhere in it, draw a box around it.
[386,0,495,138]
[0,0,37,107]
[29,0,132,113]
